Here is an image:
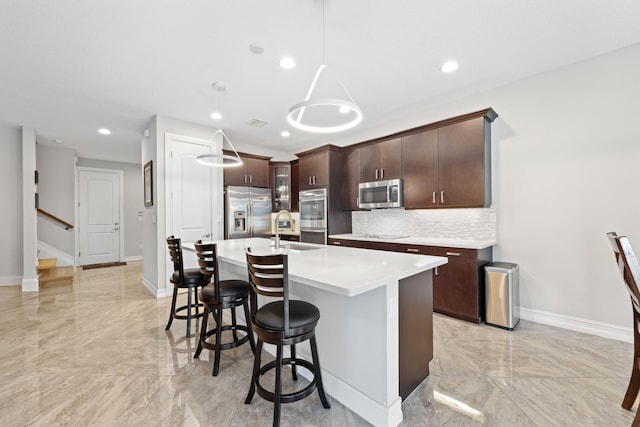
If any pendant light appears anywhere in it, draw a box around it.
[287,0,362,133]
[196,129,243,167]
[197,82,242,167]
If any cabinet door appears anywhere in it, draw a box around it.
[378,138,402,180]
[342,148,360,210]
[437,118,486,207]
[359,144,378,182]
[432,248,480,323]
[247,157,269,188]
[271,163,291,211]
[290,160,299,211]
[299,151,329,189]
[224,159,248,186]
[401,130,438,209]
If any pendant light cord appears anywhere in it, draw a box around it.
[322,0,325,64]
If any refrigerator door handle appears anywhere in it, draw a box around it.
[248,201,253,236]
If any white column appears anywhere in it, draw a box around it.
[22,127,38,292]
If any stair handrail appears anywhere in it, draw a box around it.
[37,208,74,230]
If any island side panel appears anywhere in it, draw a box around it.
[398,269,433,400]
[218,258,403,427]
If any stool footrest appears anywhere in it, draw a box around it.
[256,358,318,404]
[200,324,252,351]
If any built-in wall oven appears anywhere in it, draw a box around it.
[299,188,327,244]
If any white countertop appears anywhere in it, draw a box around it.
[329,234,496,250]
[186,238,447,297]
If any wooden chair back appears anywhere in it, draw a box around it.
[194,240,219,294]
[166,236,184,284]
[607,232,640,315]
[245,248,290,335]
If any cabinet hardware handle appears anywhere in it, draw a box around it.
[446,252,461,256]
[440,191,444,204]
[435,266,439,276]
[314,176,317,185]
[381,168,384,179]
[375,169,378,180]
[244,175,247,184]
[407,248,419,253]
[250,175,253,184]
[432,192,436,204]
[333,241,341,245]
[309,176,312,185]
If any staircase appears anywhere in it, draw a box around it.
[38,258,74,285]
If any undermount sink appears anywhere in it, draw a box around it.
[271,242,322,251]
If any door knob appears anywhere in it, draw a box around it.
[203,232,211,238]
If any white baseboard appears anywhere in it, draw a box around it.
[21,278,39,292]
[142,276,169,299]
[0,276,22,286]
[519,306,633,343]
[37,240,75,267]
[124,256,142,262]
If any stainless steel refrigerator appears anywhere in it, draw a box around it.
[225,186,272,239]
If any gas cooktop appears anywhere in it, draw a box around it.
[353,234,410,240]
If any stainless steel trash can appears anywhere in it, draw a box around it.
[485,262,519,330]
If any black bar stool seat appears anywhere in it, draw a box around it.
[193,241,255,376]
[165,236,205,337]
[245,248,330,427]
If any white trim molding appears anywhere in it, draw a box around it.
[0,276,22,286]
[519,306,633,343]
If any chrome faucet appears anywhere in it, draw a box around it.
[274,210,292,249]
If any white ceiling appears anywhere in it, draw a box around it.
[2,1,640,164]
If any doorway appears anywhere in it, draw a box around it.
[77,167,124,266]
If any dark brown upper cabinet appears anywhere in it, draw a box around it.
[401,130,439,209]
[223,151,271,188]
[298,149,330,189]
[359,138,402,182]
[401,112,495,208]
[342,148,361,210]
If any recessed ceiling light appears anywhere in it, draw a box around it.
[281,131,290,137]
[98,128,111,135]
[210,112,222,120]
[280,57,296,69]
[54,139,63,144]
[441,61,459,73]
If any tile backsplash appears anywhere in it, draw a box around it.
[351,208,496,240]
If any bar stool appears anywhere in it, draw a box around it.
[165,236,205,337]
[193,241,255,376]
[245,248,330,427]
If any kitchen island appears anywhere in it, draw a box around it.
[186,237,447,427]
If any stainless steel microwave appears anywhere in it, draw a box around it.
[358,179,402,209]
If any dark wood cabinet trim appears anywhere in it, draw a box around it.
[343,108,497,151]
[223,150,272,161]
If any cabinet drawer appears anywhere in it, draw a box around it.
[329,239,397,252]
[432,247,476,261]
[395,244,433,255]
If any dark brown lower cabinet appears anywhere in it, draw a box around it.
[329,238,493,323]
[432,247,492,323]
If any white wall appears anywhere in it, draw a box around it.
[76,158,144,260]
[141,115,225,298]
[0,125,23,285]
[36,144,76,256]
[358,44,640,339]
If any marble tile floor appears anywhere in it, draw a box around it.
[0,261,637,426]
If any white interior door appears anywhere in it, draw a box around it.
[78,169,122,265]
[169,135,214,246]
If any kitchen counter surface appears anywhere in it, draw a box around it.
[329,233,496,250]
[193,237,447,297]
